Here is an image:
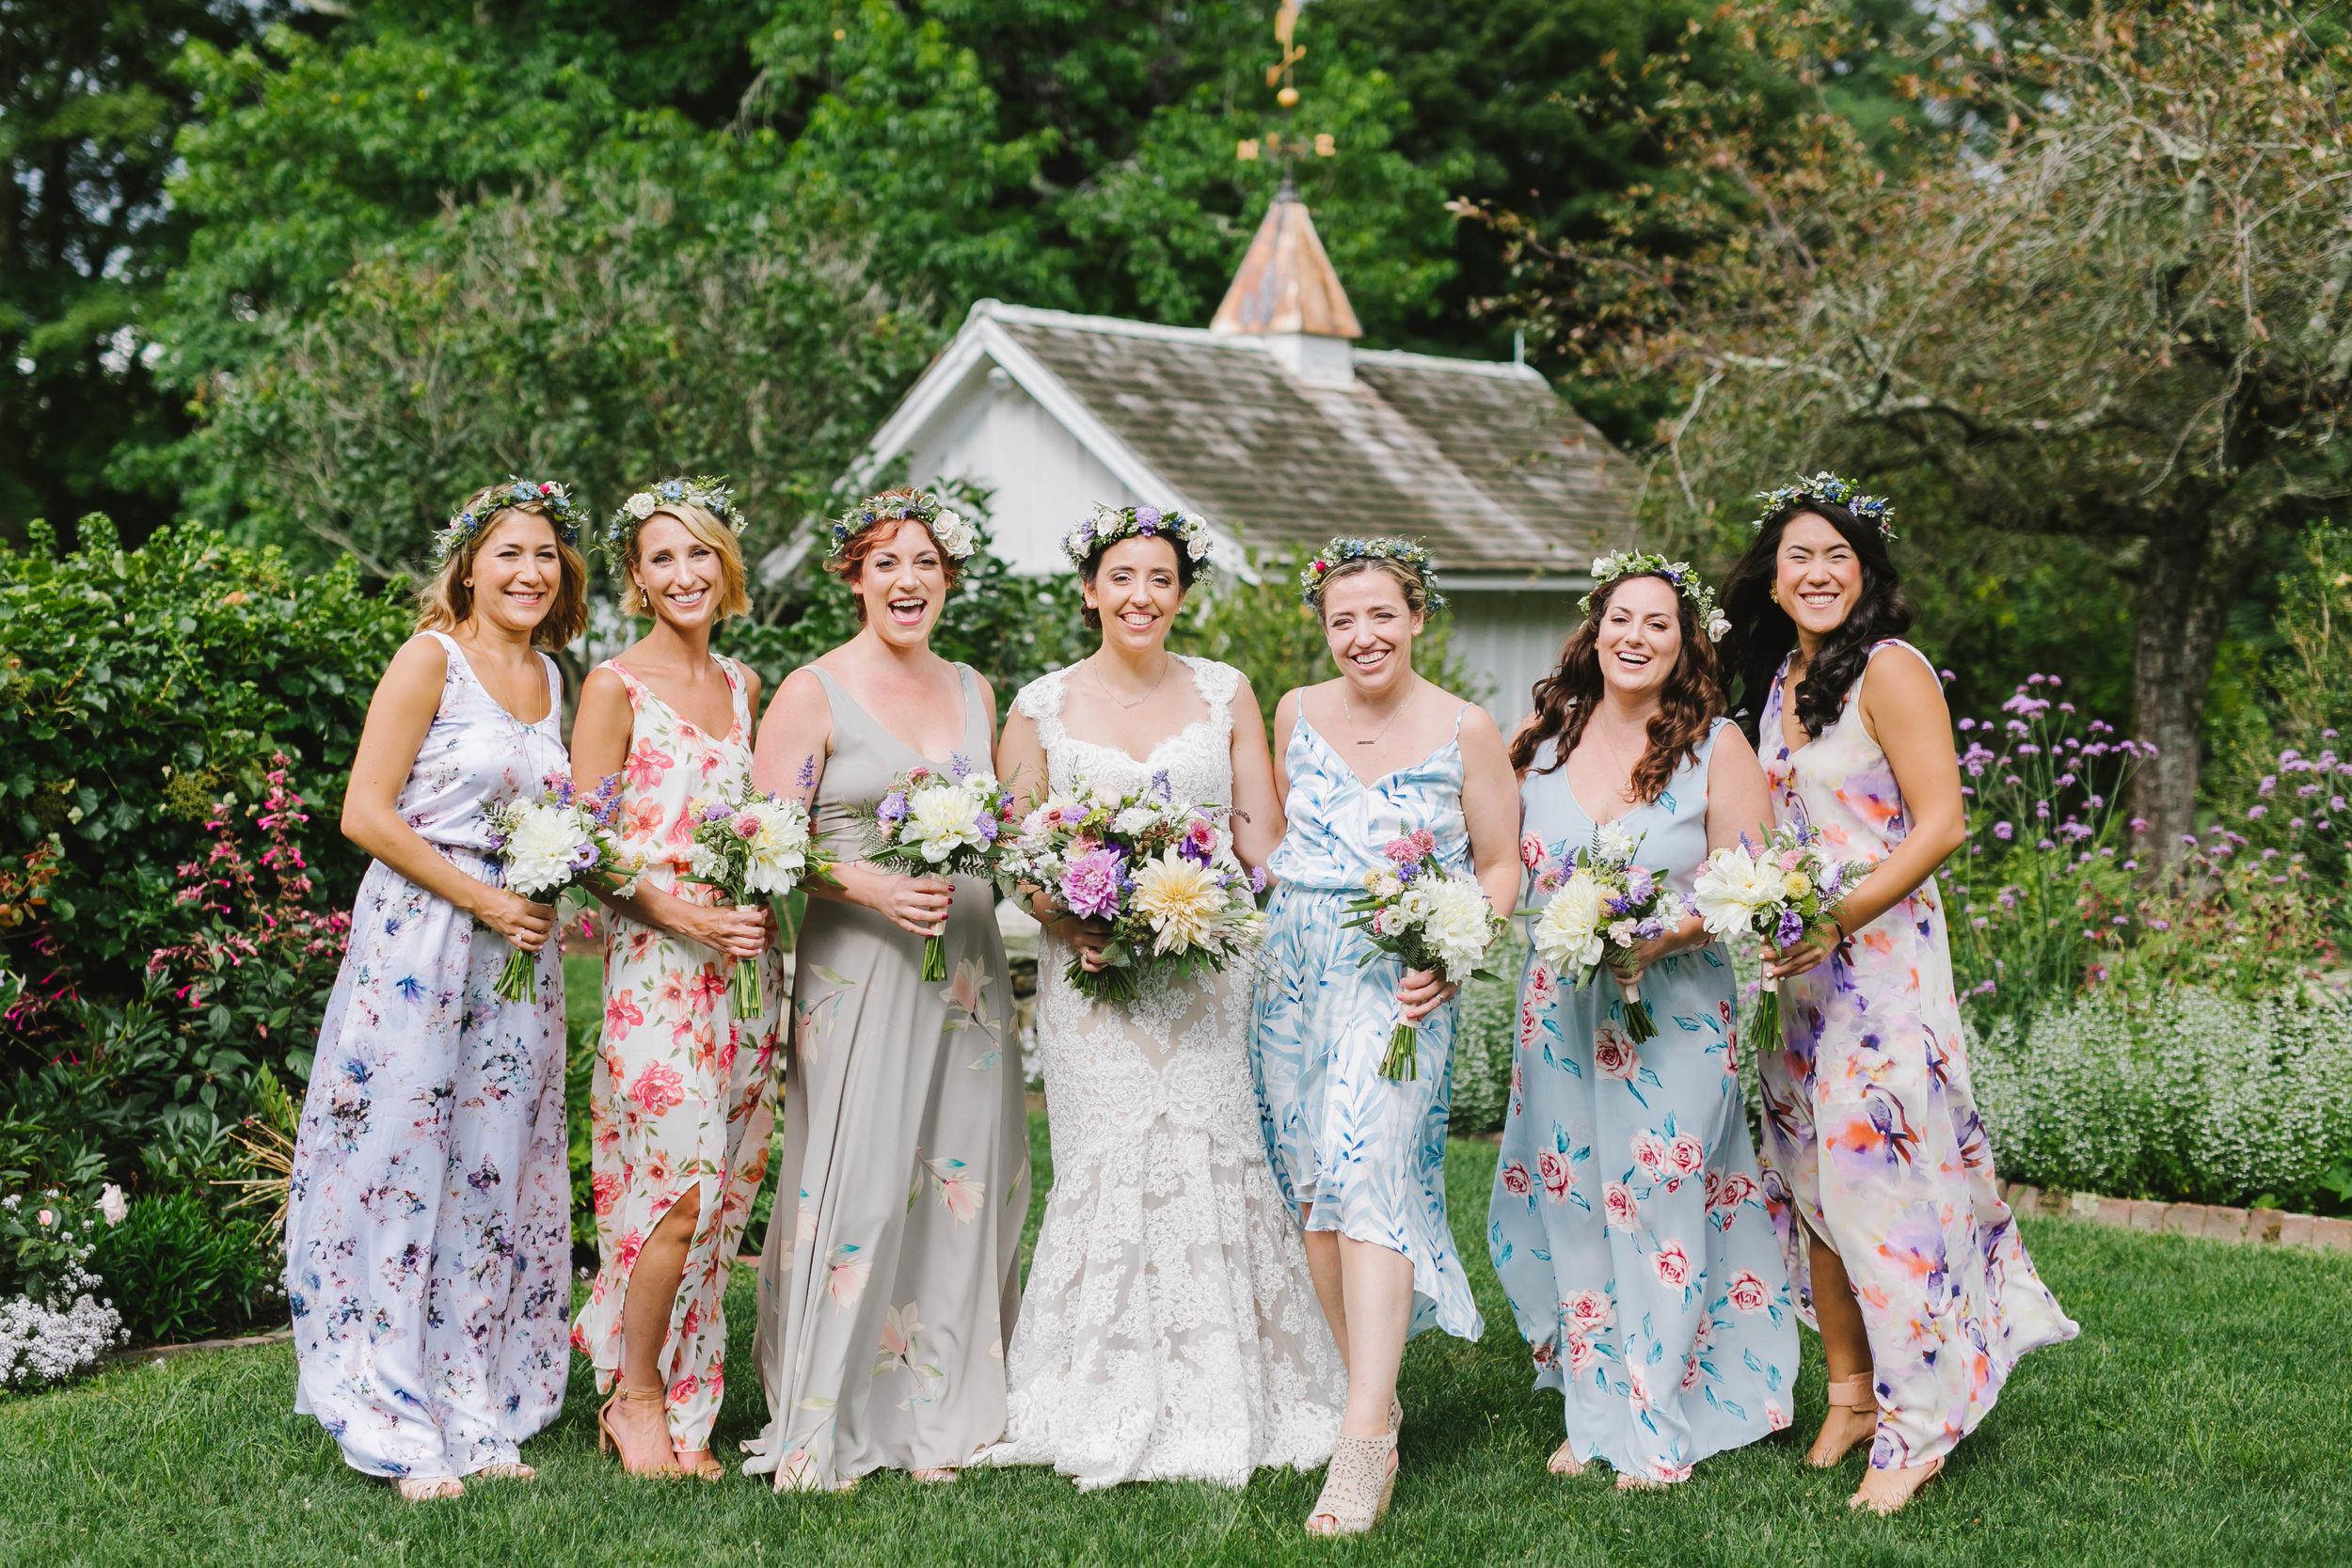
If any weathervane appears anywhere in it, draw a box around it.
[1236,2,1336,170]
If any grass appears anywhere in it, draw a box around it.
[12,1070,2348,1563]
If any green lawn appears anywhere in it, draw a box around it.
[7,1133,2349,1567]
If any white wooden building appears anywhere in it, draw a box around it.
[818,188,1642,723]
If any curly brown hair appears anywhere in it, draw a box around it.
[825,487,967,624]
[1509,572,1725,801]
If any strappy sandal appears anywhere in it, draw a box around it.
[392,1476,464,1502]
[598,1385,683,1478]
[1305,1432,1398,1536]
[470,1462,535,1482]
[674,1448,725,1483]
[1389,1396,1404,1434]
[1851,1454,1944,1515]
[1808,1374,1878,1468]
[1547,1439,1587,1478]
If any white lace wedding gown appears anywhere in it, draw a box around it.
[983,656,1346,1489]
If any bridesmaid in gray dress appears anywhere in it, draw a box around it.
[743,490,1029,1491]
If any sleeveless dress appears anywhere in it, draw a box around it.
[570,656,785,1451]
[286,630,572,1479]
[984,656,1344,1490]
[744,662,1030,1488]
[1487,722,1798,1483]
[1251,707,1484,1343]
[1758,640,2078,1470]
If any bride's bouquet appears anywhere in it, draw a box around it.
[1692,823,1854,1054]
[485,773,640,1002]
[1525,820,1687,1044]
[680,787,825,1013]
[1344,829,1505,1080]
[851,754,1021,980]
[1006,779,1266,1005]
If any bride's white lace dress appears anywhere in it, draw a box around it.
[983,656,1346,1489]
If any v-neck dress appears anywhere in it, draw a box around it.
[743,663,1030,1488]
[570,656,784,1452]
[1487,722,1798,1482]
[1249,710,1484,1342]
[1758,640,2076,1470]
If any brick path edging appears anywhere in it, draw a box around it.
[2002,1180,2352,1253]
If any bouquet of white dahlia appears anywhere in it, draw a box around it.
[1524,819,1688,1045]
[484,773,639,1002]
[1344,828,1505,1080]
[680,787,825,1013]
[1008,776,1266,1005]
[1692,823,1854,1054]
[852,754,1022,980]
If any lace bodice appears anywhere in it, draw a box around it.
[1014,656,1243,808]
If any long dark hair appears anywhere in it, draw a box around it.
[1721,499,1913,744]
[1510,572,1724,801]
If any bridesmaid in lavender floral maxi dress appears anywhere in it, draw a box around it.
[1723,481,2075,1516]
[287,482,590,1500]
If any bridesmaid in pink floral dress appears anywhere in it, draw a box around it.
[570,482,785,1481]
[1721,480,2075,1515]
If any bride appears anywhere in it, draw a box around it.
[984,504,1346,1488]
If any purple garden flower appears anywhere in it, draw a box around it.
[1774,908,1806,948]
[878,790,909,824]
[703,801,734,824]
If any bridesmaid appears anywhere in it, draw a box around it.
[286,479,587,1500]
[742,489,1029,1490]
[1724,475,2077,1514]
[569,479,783,1481]
[1252,539,1522,1536]
[1486,551,1798,1490]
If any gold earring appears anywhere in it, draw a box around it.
[1768,584,1780,606]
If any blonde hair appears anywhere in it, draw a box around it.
[618,503,751,621]
[416,490,590,649]
[1311,556,1431,620]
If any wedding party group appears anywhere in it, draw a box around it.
[281,468,2078,1533]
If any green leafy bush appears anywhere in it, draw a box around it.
[87,1190,281,1346]
[1448,931,1527,1136]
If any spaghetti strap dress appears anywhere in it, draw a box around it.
[286,630,572,1479]
[1487,721,1798,1483]
[743,662,1030,1488]
[570,655,786,1452]
[1757,639,2077,1470]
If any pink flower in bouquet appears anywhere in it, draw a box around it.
[1182,816,1218,861]
[1060,847,1124,921]
[1383,836,1421,864]
[731,812,761,839]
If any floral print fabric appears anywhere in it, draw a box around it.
[570,657,784,1451]
[286,631,572,1478]
[1759,640,2077,1469]
[1487,723,1798,1481]
[1251,713,1483,1342]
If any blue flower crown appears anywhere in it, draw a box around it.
[605,476,746,560]
[1298,537,1446,610]
[1750,470,1896,540]
[433,479,584,565]
[1059,503,1216,572]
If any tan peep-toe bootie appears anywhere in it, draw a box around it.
[1808,1374,1878,1468]
[1306,1432,1398,1536]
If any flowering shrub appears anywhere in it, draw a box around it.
[0,1183,128,1386]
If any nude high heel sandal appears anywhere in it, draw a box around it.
[1808,1374,1878,1468]
[1305,1432,1398,1536]
[598,1385,683,1477]
[1851,1454,1944,1515]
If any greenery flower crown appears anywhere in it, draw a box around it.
[1750,470,1897,540]
[827,489,977,563]
[1058,503,1215,572]
[605,475,746,559]
[433,478,583,565]
[1298,537,1446,610]
[1580,550,1731,643]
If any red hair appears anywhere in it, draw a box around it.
[824,489,966,623]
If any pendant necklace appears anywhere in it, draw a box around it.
[1343,677,1414,747]
[1092,654,1171,711]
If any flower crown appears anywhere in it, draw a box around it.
[1580,550,1730,643]
[1750,470,1897,540]
[606,475,746,558]
[828,490,977,563]
[1298,537,1446,610]
[1059,503,1215,572]
[433,478,583,565]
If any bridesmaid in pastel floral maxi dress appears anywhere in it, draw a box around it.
[287,481,588,1501]
[569,483,783,1481]
[1723,481,2076,1516]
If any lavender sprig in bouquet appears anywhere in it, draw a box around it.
[850,754,1021,980]
[1343,829,1506,1080]
[679,787,824,1013]
[1522,819,1688,1044]
[485,772,639,1002]
[1003,773,1266,1005]
[1692,822,1854,1053]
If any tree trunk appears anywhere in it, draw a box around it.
[2122,514,2258,856]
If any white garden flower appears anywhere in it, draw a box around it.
[1594,820,1638,863]
[1692,845,1783,937]
[1185,530,1212,562]
[1111,805,1163,836]
[1422,876,1498,977]
[742,803,812,895]
[1534,869,1608,973]
[625,491,658,520]
[1706,611,1731,643]
[1133,847,1228,953]
[930,510,977,559]
[501,802,589,897]
[98,1185,126,1227]
[908,783,986,863]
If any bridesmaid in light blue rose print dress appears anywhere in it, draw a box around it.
[1487,565,1797,1490]
[288,484,588,1499]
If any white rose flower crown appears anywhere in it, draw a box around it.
[828,489,978,564]
[603,474,748,563]
[1579,550,1731,644]
[1059,503,1216,573]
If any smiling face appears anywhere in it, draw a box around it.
[850,517,948,648]
[1594,575,1684,704]
[631,513,723,633]
[1084,535,1186,654]
[1774,512,1864,641]
[466,510,564,636]
[1321,568,1423,697]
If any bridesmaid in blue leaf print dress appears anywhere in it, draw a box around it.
[287,481,589,1501]
[1487,555,1798,1490]
[1252,539,1524,1537]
